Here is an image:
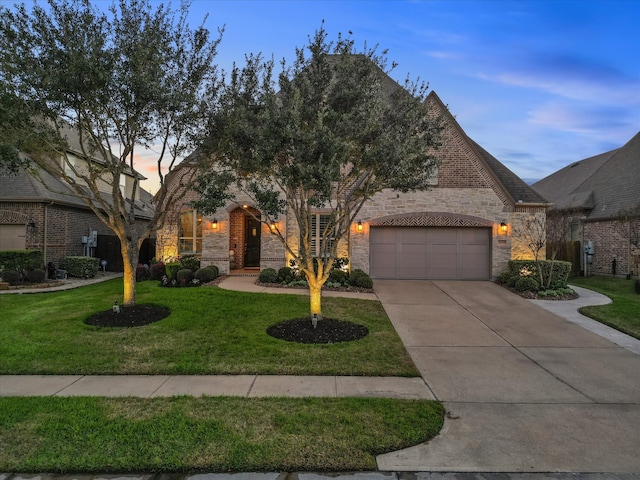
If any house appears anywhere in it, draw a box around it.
[0,127,156,272]
[156,86,548,280]
[533,132,640,277]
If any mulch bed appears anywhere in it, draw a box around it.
[267,317,369,344]
[85,304,171,328]
[255,281,374,294]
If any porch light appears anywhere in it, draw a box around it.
[269,221,277,232]
[499,221,508,234]
[212,218,218,230]
[356,220,364,232]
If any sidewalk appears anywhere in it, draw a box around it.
[0,271,122,294]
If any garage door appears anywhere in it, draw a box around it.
[0,224,26,250]
[370,227,490,280]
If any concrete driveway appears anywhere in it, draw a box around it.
[375,280,640,473]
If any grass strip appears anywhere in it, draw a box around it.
[0,396,444,473]
[0,279,418,376]
[570,276,640,340]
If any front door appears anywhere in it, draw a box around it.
[244,216,261,267]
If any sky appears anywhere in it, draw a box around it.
[4,0,640,191]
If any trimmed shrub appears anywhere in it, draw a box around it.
[2,270,21,285]
[277,266,293,283]
[177,268,194,286]
[355,273,373,289]
[179,255,201,272]
[328,269,349,286]
[205,265,220,278]
[349,268,367,285]
[514,276,539,292]
[165,262,180,281]
[332,257,349,271]
[150,262,166,281]
[63,256,99,278]
[136,264,150,282]
[259,268,278,283]
[195,267,217,283]
[25,268,46,284]
[0,250,43,274]
[496,271,512,285]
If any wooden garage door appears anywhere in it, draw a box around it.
[369,227,490,280]
[0,225,26,250]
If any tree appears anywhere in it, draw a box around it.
[193,27,443,320]
[0,0,222,305]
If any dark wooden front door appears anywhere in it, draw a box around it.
[244,216,261,267]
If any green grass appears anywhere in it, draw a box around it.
[0,279,418,376]
[0,396,444,473]
[570,276,640,340]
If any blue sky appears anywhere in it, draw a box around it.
[4,0,639,188]
[194,0,639,184]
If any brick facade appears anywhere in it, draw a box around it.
[583,219,639,277]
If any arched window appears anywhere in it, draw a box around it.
[179,210,202,255]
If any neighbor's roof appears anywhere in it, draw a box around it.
[0,166,155,220]
[532,131,640,219]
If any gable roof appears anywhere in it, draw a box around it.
[427,91,548,207]
[532,131,640,219]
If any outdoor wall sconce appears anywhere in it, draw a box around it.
[269,221,277,232]
[356,220,364,232]
[212,218,218,230]
[499,221,508,234]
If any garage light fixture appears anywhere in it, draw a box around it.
[356,220,363,232]
[499,221,508,234]
[212,218,218,230]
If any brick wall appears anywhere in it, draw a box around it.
[584,220,631,276]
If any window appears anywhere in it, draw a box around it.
[310,213,335,257]
[179,210,202,255]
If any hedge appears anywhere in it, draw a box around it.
[63,256,100,279]
[508,259,572,289]
[0,250,43,274]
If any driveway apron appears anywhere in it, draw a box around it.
[375,280,640,473]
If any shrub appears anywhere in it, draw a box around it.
[496,271,512,285]
[2,270,21,285]
[177,268,194,286]
[63,256,99,278]
[165,262,180,281]
[195,267,217,283]
[0,250,43,275]
[136,264,150,282]
[332,257,349,271]
[150,262,166,281]
[179,255,200,272]
[25,268,46,284]
[277,266,293,283]
[259,268,278,283]
[355,273,373,289]
[506,275,519,288]
[205,265,220,278]
[328,269,349,286]
[515,276,539,292]
[349,268,367,285]
[635,279,640,295]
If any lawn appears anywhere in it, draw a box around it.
[0,279,418,376]
[570,276,640,340]
[0,396,444,472]
[0,279,443,473]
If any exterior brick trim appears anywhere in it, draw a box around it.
[369,211,494,228]
[0,209,31,224]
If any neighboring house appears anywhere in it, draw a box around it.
[533,132,640,277]
[157,88,548,280]
[0,129,156,272]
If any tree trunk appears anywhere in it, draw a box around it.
[120,238,140,306]
[308,277,323,321]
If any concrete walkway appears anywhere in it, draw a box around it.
[374,280,640,473]
[3,274,640,475]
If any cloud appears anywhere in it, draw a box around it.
[528,102,635,136]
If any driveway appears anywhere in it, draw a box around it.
[375,280,640,473]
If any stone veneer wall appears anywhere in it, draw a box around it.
[350,187,514,278]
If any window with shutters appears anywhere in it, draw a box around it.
[310,213,335,258]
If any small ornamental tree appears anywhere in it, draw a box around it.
[194,27,443,321]
[0,0,222,306]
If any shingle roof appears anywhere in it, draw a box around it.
[532,132,640,219]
